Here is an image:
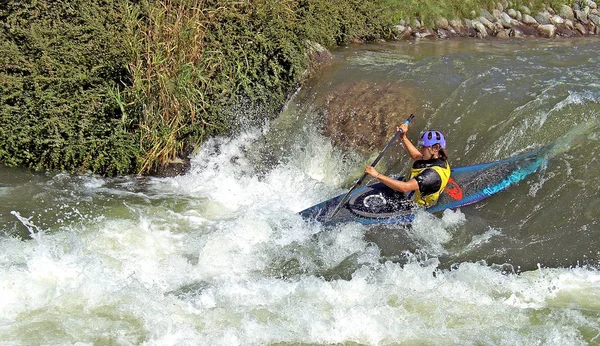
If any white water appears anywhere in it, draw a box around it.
[2,126,600,345]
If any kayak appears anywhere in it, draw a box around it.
[299,145,553,225]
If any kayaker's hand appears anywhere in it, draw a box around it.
[397,123,409,139]
[365,166,379,178]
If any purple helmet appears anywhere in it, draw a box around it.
[418,130,446,148]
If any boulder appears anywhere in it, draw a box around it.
[575,9,589,23]
[480,9,496,22]
[412,18,422,29]
[565,19,574,29]
[306,41,333,65]
[511,22,539,36]
[501,13,513,28]
[556,24,577,36]
[479,16,496,31]
[559,4,575,20]
[508,9,518,18]
[496,29,511,39]
[449,19,465,31]
[551,15,565,25]
[435,16,450,29]
[583,0,598,10]
[522,14,539,25]
[473,21,489,37]
[535,11,553,25]
[493,9,504,20]
[591,14,600,26]
[575,22,588,34]
[537,24,556,37]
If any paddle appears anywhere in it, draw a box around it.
[328,114,414,219]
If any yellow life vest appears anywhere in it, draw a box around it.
[408,159,451,207]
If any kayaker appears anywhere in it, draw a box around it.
[364,124,451,207]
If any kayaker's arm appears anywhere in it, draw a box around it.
[398,124,422,161]
[365,166,419,193]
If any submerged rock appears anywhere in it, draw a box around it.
[323,80,418,153]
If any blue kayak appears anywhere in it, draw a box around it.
[299,145,553,225]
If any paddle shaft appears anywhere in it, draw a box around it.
[328,114,414,219]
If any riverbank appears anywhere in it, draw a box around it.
[390,1,599,40]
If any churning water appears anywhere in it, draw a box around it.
[2,37,600,345]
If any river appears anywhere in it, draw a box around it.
[1,37,600,345]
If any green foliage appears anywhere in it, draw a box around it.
[0,0,137,175]
[123,0,398,174]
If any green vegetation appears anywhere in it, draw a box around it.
[0,0,573,175]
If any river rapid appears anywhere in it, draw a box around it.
[2,37,600,345]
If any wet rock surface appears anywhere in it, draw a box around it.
[323,81,418,153]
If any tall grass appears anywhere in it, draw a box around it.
[123,0,221,174]
[122,0,397,174]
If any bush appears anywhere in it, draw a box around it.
[0,0,137,175]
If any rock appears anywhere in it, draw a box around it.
[449,19,465,30]
[324,81,418,153]
[575,9,589,23]
[473,21,489,37]
[435,16,450,29]
[559,4,575,20]
[535,11,553,25]
[479,16,496,31]
[516,11,523,21]
[522,14,538,25]
[461,19,478,37]
[415,28,437,39]
[508,9,518,18]
[393,25,413,39]
[551,15,565,25]
[306,41,333,65]
[496,29,510,38]
[537,24,556,37]
[480,9,496,22]
[520,6,531,15]
[575,22,588,34]
[393,25,406,34]
[511,22,539,36]
[584,0,598,10]
[565,19,574,29]
[437,28,458,39]
[493,9,504,20]
[591,14,600,26]
[501,13,513,28]
[412,18,422,29]
[497,2,504,12]
[556,24,576,36]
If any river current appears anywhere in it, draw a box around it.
[1,37,600,345]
